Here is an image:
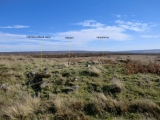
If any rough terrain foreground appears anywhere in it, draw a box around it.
[0,54,160,120]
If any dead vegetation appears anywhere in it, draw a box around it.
[1,94,40,120]
[123,60,160,75]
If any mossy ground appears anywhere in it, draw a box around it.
[0,55,160,120]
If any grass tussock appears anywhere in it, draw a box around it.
[129,99,160,117]
[52,96,88,120]
[84,93,127,116]
[89,66,101,77]
[1,94,40,120]
[102,78,124,94]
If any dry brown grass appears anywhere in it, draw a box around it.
[84,93,127,115]
[1,94,40,120]
[110,78,125,91]
[89,66,101,77]
[129,99,160,117]
[124,61,160,75]
[52,96,88,120]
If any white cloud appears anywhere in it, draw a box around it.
[0,25,29,28]
[115,20,150,32]
[0,32,74,52]
[0,32,54,45]
[0,19,156,51]
[112,14,127,19]
[52,26,131,45]
[76,20,104,27]
[116,15,122,18]
[141,35,160,38]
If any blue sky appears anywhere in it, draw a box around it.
[0,0,160,52]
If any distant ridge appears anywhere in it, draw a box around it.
[0,49,160,54]
[117,49,160,54]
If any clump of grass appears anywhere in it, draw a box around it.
[87,82,102,92]
[61,87,74,93]
[103,78,124,94]
[84,93,106,115]
[62,71,70,77]
[52,96,88,120]
[129,99,160,117]
[89,66,101,77]
[84,93,127,116]
[1,94,40,120]
[110,77,124,91]
[105,96,128,114]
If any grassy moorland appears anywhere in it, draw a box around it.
[0,55,160,120]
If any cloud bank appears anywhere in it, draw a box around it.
[0,19,156,51]
[0,25,29,28]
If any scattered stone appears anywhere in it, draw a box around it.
[28,71,36,78]
[74,77,78,81]
[42,68,48,74]
[14,84,22,89]
[87,64,91,67]
[40,81,50,88]
[0,84,10,92]
[71,85,79,91]
[26,72,51,92]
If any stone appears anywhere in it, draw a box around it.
[28,71,36,78]
[42,68,48,74]
[87,64,90,67]
[71,85,79,91]
[40,81,50,88]
[14,84,22,89]
[74,77,78,81]
[0,84,10,91]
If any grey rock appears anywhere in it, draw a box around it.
[15,84,22,88]
[40,81,50,88]
[0,84,10,91]
[87,64,90,67]
[71,85,79,91]
[42,68,48,74]
[74,77,78,81]
[28,71,36,78]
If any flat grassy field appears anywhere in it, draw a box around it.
[0,54,160,120]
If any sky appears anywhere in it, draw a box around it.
[0,0,160,52]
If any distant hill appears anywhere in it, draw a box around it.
[0,49,160,55]
[118,49,160,54]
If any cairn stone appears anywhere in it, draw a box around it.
[26,70,51,92]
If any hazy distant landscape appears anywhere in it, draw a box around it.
[1,49,160,55]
